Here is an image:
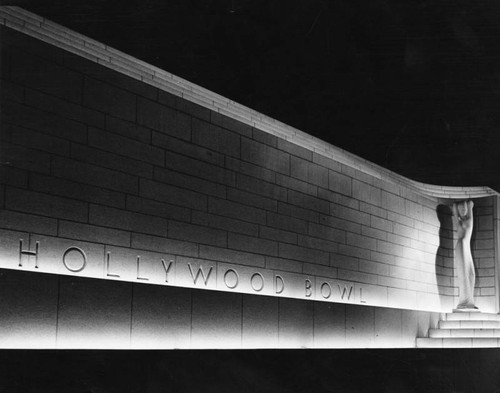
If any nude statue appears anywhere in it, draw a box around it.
[452,200,478,310]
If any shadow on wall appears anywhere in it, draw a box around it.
[435,204,454,310]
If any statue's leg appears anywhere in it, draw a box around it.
[456,240,468,307]
[456,241,476,308]
[461,248,476,308]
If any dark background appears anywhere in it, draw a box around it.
[2,1,500,392]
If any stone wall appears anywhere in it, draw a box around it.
[0,269,440,349]
[0,8,499,348]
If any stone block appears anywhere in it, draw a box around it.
[277,173,318,196]
[52,156,138,194]
[308,222,345,243]
[192,118,241,158]
[152,131,224,166]
[330,253,359,271]
[137,97,191,140]
[11,48,82,103]
[241,137,290,175]
[278,298,314,348]
[106,115,151,143]
[88,127,164,166]
[25,88,105,128]
[2,99,87,143]
[359,259,389,276]
[328,170,352,196]
[199,245,265,268]
[279,202,319,223]
[225,156,275,183]
[374,307,402,347]
[127,195,191,222]
[165,151,235,186]
[228,232,278,256]
[140,178,207,211]
[131,285,191,349]
[345,304,375,348]
[6,187,88,222]
[211,111,252,137]
[58,220,131,247]
[346,232,377,251]
[337,243,370,260]
[331,204,370,226]
[236,174,287,201]
[278,243,330,265]
[381,190,406,215]
[387,233,412,247]
[84,76,136,122]
[1,142,51,174]
[191,290,242,349]
[57,277,132,348]
[0,165,28,188]
[131,233,198,257]
[371,250,395,265]
[389,265,416,281]
[312,152,341,172]
[242,294,279,348]
[290,156,327,188]
[208,197,266,225]
[154,167,226,198]
[259,225,298,244]
[376,240,404,258]
[265,256,303,273]
[401,310,419,347]
[360,202,387,218]
[0,269,58,348]
[89,204,168,237]
[70,143,153,179]
[192,211,258,237]
[387,288,417,309]
[287,190,329,214]
[352,179,381,206]
[10,124,70,156]
[227,188,277,212]
[313,302,346,348]
[30,173,125,209]
[266,212,308,234]
[337,269,379,285]
[0,210,57,235]
[387,211,414,228]
[302,263,338,279]
[371,215,393,232]
[159,90,210,121]
[64,50,159,101]
[298,234,338,253]
[169,221,227,248]
[252,128,278,147]
[319,215,361,234]
[361,225,388,241]
[277,138,312,160]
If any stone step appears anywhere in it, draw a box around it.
[439,320,500,329]
[429,328,500,338]
[416,337,500,348]
[444,312,500,321]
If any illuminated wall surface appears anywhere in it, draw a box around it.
[0,7,499,348]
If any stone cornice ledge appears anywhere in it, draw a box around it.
[1,6,498,199]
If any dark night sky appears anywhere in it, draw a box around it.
[4,0,500,189]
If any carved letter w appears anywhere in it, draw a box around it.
[188,263,213,286]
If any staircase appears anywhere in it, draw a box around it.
[417,312,500,348]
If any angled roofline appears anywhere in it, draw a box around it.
[1,6,498,199]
